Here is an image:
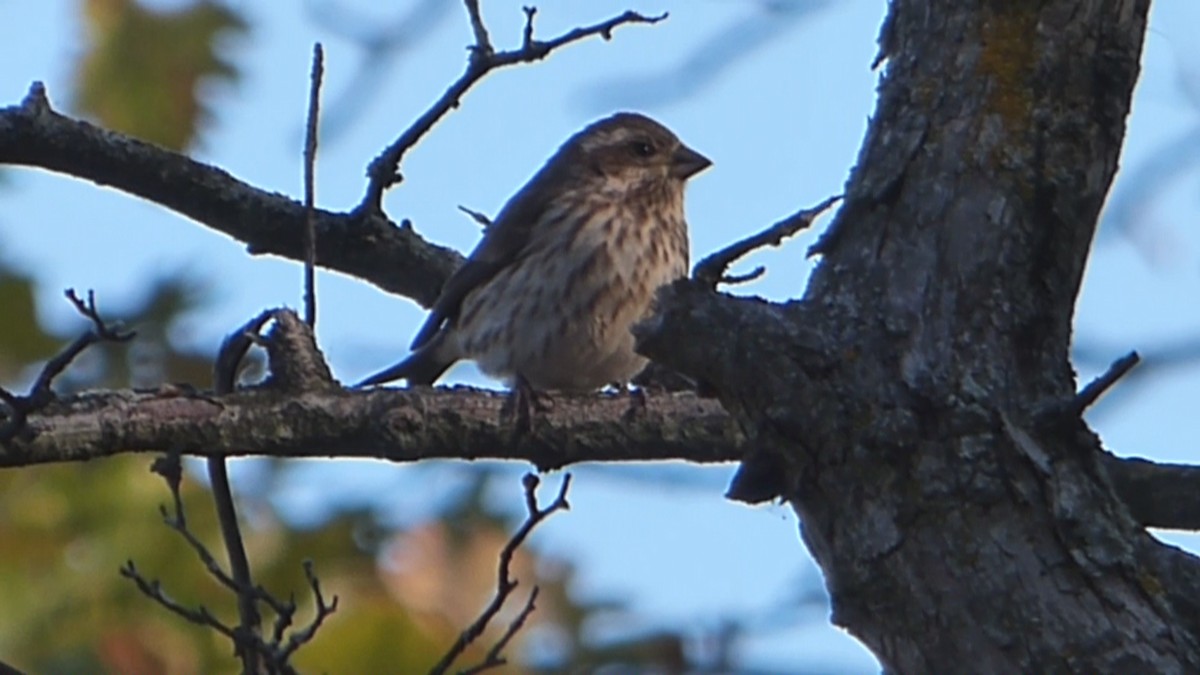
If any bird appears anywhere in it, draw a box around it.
[358,112,710,392]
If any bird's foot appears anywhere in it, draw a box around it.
[621,383,651,422]
[501,375,551,436]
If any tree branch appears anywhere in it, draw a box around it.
[0,289,134,441]
[1103,455,1200,531]
[3,370,1197,533]
[0,83,459,308]
[124,451,338,673]
[430,473,569,675]
[692,195,841,289]
[0,385,736,469]
[303,43,325,328]
[357,5,668,212]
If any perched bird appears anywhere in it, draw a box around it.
[359,112,710,391]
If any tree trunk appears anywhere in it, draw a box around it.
[640,0,1200,671]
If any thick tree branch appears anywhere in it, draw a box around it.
[0,386,736,469]
[0,83,459,307]
[1103,455,1200,531]
[2,371,1197,533]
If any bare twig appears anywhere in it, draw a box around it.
[149,454,292,621]
[1037,350,1141,426]
[428,473,572,675]
[0,289,133,442]
[279,560,340,661]
[357,7,667,213]
[718,266,766,285]
[464,0,493,54]
[1072,350,1140,414]
[304,43,325,329]
[127,447,338,674]
[208,314,281,672]
[693,195,841,288]
[520,6,537,49]
[458,205,493,229]
[120,560,240,641]
[459,588,540,675]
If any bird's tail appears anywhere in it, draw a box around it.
[356,335,455,387]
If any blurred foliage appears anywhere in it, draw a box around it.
[0,269,62,381]
[74,0,248,151]
[0,258,686,672]
[0,457,582,673]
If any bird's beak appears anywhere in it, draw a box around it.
[670,144,712,179]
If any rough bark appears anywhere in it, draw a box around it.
[639,0,1200,672]
[0,385,734,469]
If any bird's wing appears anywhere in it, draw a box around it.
[408,172,554,350]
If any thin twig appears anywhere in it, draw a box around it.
[304,43,325,329]
[121,560,240,641]
[0,289,134,442]
[464,0,493,55]
[458,204,493,229]
[357,7,667,213]
[428,474,572,675]
[279,560,340,660]
[208,314,278,672]
[129,439,337,673]
[1034,350,1142,428]
[1072,351,1140,415]
[719,266,766,285]
[270,592,299,647]
[459,588,540,675]
[152,454,292,618]
[41,290,135,392]
[693,195,841,288]
[520,7,538,50]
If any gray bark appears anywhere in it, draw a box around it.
[638,0,1200,671]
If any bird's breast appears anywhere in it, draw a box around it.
[454,197,689,390]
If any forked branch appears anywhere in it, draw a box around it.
[357,3,666,212]
[428,473,571,674]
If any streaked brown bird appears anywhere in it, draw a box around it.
[359,112,710,391]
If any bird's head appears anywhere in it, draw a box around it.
[563,112,711,197]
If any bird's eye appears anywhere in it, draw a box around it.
[630,140,655,158]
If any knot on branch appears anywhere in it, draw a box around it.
[215,309,337,395]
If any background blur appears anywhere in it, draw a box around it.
[1,1,1199,672]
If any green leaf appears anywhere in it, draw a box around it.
[74,0,248,151]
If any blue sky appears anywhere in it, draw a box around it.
[3,1,1200,671]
